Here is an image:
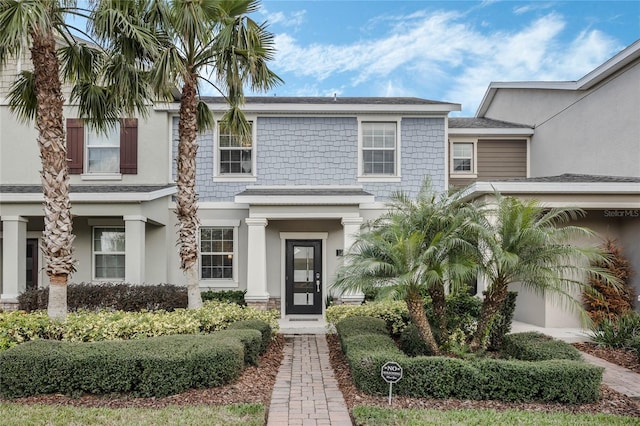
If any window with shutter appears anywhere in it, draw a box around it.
[65,118,138,175]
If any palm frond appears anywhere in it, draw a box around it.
[7,70,37,122]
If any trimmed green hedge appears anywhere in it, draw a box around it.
[227,320,272,354]
[0,333,246,399]
[215,329,262,366]
[201,290,247,306]
[335,316,389,339]
[347,349,602,403]
[18,283,188,312]
[398,324,435,357]
[502,332,583,361]
[337,318,603,403]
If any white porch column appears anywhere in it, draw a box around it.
[245,217,269,308]
[123,215,147,285]
[340,216,365,305]
[1,216,28,304]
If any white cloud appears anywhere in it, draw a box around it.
[260,8,306,29]
[513,2,555,15]
[269,8,621,115]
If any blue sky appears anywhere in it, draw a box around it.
[247,0,640,115]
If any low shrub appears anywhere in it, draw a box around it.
[589,311,640,349]
[398,324,435,357]
[201,290,247,306]
[501,332,582,361]
[334,316,389,339]
[18,283,188,312]
[227,320,272,354]
[0,333,245,399]
[338,320,602,403]
[326,301,409,334]
[0,301,279,351]
[341,334,401,356]
[346,350,602,403]
[215,329,262,366]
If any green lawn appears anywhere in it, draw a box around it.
[0,403,264,426]
[352,406,639,426]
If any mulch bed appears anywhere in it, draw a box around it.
[326,334,640,417]
[573,342,640,374]
[5,335,285,409]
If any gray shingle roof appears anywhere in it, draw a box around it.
[448,117,531,129]
[200,96,450,105]
[0,185,176,194]
[490,174,640,183]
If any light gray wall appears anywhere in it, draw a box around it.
[484,60,640,178]
[0,107,173,185]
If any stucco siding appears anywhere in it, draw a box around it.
[485,60,640,178]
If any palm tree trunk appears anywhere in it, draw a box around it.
[406,293,440,355]
[428,282,447,343]
[469,282,508,351]
[176,75,202,309]
[31,28,75,320]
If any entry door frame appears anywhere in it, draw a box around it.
[279,232,327,317]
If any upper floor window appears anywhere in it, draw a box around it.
[452,142,474,174]
[86,123,120,173]
[218,122,253,175]
[93,227,125,280]
[361,122,397,176]
[67,118,138,176]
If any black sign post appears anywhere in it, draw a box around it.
[381,361,403,405]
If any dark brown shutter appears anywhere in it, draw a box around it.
[120,118,138,174]
[66,119,84,174]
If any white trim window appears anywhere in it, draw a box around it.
[362,122,396,175]
[93,227,125,280]
[217,121,255,177]
[199,225,238,284]
[358,118,401,182]
[451,142,475,175]
[86,123,120,173]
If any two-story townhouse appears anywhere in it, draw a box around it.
[158,97,460,316]
[459,40,640,327]
[0,49,176,308]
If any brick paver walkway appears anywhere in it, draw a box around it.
[267,335,352,426]
[581,352,640,399]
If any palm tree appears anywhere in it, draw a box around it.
[333,184,478,355]
[143,0,281,308]
[0,0,154,319]
[468,195,616,351]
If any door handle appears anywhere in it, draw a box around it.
[315,272,321,292]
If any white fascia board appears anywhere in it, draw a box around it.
[577,40,640,90]
[466,181,640,196]
[0,187,176,203]
[156,102,461,115]
[448,128,534,136]
[234,194,376,205]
